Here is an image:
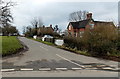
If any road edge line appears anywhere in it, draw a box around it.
[56,54,85,69]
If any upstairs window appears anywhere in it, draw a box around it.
[90,24,94,29]
[69,25,73,31]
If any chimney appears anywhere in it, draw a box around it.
[50,24,52,28]
[87,13,92,19]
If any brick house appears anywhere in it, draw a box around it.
[67,13,115,37]
[37,25,54,36]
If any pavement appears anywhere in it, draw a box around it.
[2,37,120,77]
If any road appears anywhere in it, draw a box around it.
[2,37,119,77]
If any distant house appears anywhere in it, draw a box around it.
[67,13,115,37]
[37,25,54,36]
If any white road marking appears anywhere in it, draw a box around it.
[56,54,85,68]
[39,68,51,71]
[1,69,15,72]
[20,68,33,71]
[56,68,67,70]
[71,68,82,70]
[111,68,120,70]
[102,67,113,70]
[40,46,48,51]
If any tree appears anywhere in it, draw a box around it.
[25,26,32,37]
[2,26,18,36]
[0,0,2,27]
[9,26,18,35]
[31,17,43,35]
[0,0,14,27]
[0,26,2,34]
[22,26,26,35]
[0,0,16,36]
[69,10,89,22]
[54,25,59,32]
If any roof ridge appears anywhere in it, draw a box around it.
[94,21,113,23]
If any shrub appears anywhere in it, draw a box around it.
[64,23,119,56]
[82,24,118,56]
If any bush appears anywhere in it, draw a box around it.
[64,24,119,56]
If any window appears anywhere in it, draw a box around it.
[79,31,84,37]
[80,31,84,34]
[69,25,72,30]
[90,24,94,29]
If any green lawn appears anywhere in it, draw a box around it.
[1,36,23,56]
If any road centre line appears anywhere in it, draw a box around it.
[56,54,85,69]
[40,45,48,51]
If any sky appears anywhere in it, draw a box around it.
[5,0,119,34]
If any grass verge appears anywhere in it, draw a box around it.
[1,36,23,56]
[57,45,91,56]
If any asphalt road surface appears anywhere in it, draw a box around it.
[2,37,119,77]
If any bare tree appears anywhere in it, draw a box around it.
[31,17,43,28]
[31,17,43,35]
[22,26,26,35]
[0,0,15,27]
[54,25,59,32]
[0,0,16,36]
[69,10,89,22]
[82,10,89,20]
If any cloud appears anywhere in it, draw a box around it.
[8,0,118,34]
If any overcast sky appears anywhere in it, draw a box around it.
[7,0,119,34]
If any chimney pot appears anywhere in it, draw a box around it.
[50,24,52,27]
[87,13,92,19]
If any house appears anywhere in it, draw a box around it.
[37,25,54,36]
[67,13,115,37]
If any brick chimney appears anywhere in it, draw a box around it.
[87,13,92,19]
[50,24,52,28]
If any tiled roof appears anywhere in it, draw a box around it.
[68,19,114,29]
[69,19,90,29]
